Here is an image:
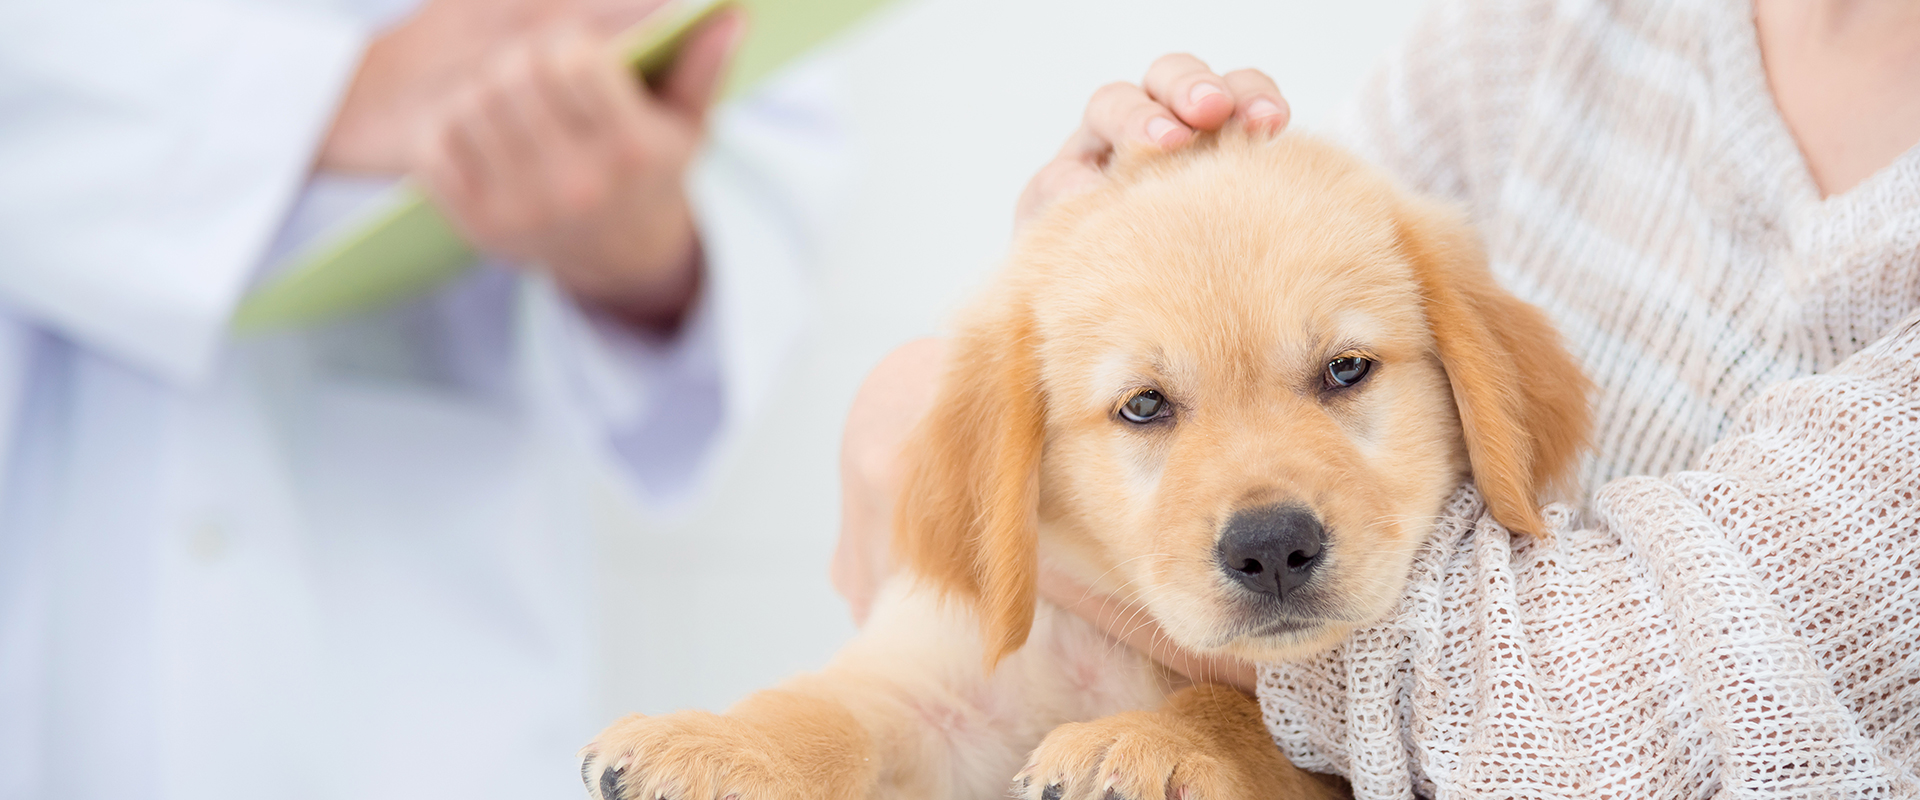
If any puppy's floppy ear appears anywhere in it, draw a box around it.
[1396,195,1593,534]
[892,300,1044,668]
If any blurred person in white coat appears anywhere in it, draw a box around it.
[0,0,842,798]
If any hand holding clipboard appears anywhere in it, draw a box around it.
[233,0,891,331]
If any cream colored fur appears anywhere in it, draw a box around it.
[581,130,1590,800]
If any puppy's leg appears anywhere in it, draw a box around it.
[1014,684,1348,800]
[582,580,1171,800]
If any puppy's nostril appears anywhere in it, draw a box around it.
[1286,541,1322,570]
[1237,558,1264,575]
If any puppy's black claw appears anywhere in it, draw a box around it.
[1042,783,1064,800]
[600,766,626,800]
[1102,790,1126,800]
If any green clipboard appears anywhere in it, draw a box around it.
[232,0,892,331]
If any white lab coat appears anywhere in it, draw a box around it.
[0,1,844,798]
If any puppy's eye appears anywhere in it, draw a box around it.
[1325,356,1374,388]
[1120,390,1168,424]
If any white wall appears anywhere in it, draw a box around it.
[593,0,1428,718]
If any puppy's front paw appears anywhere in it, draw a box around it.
[580,691,873,800]
[1012,711,1252,800]
[581,711,788,800]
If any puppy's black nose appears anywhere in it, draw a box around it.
[1216,504,1326,599]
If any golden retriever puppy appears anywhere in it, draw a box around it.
[581,129,1591,800]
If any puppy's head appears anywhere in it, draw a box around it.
[896,130,1590,666]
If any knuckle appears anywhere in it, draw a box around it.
[1086,83,1148,124]
[1090,81,1138,105]
[1126,102,1166,125]
[1149,51,1201,72]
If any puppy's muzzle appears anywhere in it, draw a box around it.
[1215,504,1325,600]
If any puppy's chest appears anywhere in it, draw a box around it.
[901,601,1172,800]
[935,600,1173,743]
[1037,600,1174,709]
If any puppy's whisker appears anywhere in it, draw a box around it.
[1106,592,1163,644]
[1095,579,1179,665]
[1065,553,1174,609]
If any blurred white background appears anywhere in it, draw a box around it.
[591,0,1428,718]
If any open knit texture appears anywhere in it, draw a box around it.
[1336,0,1920,500]
[1257,0,1920,796]
[1258,316,1920,798]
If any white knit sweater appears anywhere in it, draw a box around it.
[1256,0,1920,796]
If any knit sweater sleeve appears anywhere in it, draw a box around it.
[1334,0,1556,222]
[1257,313,1920,798]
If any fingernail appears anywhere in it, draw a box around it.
[1188,82,1225,106]
[1248,98,1282,121]
[1146,116,1183,145]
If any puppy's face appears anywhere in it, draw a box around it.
[897,132,1590,666]
[1026,154,1465,661]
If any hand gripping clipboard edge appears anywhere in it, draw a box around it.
[231,0,889,331]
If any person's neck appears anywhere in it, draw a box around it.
[1754,0,1920,197]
